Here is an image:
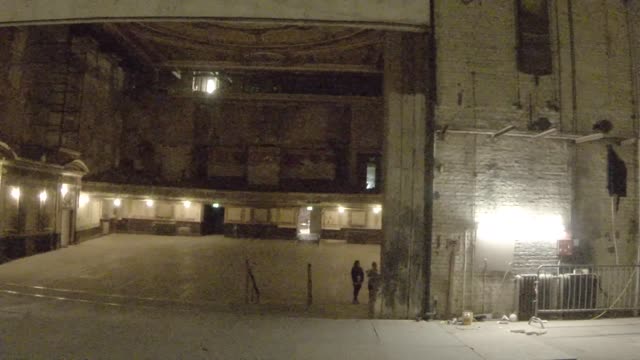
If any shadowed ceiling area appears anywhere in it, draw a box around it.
[92,22,384,73]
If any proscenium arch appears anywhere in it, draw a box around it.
[0,0,430,32]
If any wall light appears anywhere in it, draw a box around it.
[212,203,220,208]
[373,205,382,214]
[113,198,122,207]
[338,206,345,213]
[145,199,154,208]
[183,200,191,208]
[39,190,48,203]
[79,193,89,207]
[307,206,313,211]
[60,184,69,197]
[10,187,20,201]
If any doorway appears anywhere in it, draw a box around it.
[60,209,74,247]
[202,204,225,235]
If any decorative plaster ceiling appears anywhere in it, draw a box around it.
[99,22,384,73]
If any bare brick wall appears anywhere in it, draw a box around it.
[431,0,638,316]
[0,26,126,174]
[433,135,574,315]
[122,96,383,187]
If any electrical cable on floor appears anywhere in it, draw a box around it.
[592,268,638,320]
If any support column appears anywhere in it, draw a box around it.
[379,32,434,319]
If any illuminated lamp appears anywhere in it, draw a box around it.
[183,200,191,208]
[145,199,154,207]
[39,190,48,203]
[338,206,345,213]
[113,198,122,207]
[307,206,313,211]
[373,205,382,214]
[10,187,20,201]
[212,203,220,208]
[192,72,220,95]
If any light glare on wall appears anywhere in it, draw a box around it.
[338,206,345,213]
[373,205,382,214]
[60,184,69,197]
[113,198,122,207]
[145,199,154,207]
[10,187,20,201]
[476,207,566,243]
[79,193,89,207]
[39,190,47,203]
[183,200,191,208]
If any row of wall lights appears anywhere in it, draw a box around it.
[111,198,221,209]
[10,184,73,204]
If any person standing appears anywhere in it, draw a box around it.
[367,262,380,316]
[351,260,364,304]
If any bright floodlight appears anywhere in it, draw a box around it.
[145,199,154,207]
[113,198,122,207]
[39,190,47,203]
[10,187,20,200]
[183,200,191,208]
[476,207,566,243]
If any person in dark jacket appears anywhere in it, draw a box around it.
[367,262,380,316]
[351,260,364,304]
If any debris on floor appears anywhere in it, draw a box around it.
[509,316,549,336]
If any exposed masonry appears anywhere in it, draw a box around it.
[430,0,639,316]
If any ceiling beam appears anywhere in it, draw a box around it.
[170,91,382,104]
[101,23,162,67]
[159,60,382,74]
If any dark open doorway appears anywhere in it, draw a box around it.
[202,205,225,235]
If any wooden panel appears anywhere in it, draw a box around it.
[253,209,269,223]
[226,207,244,223]
[349,211,366,227]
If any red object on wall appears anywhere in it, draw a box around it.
[558,239,573,256]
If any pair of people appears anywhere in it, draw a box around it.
[351,260,379,304]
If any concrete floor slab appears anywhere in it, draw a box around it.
[0,234,380,310]
[0,235,639,359]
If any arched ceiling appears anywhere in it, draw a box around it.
[99,22,384,73]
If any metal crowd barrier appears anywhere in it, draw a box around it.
[535,264,640,317]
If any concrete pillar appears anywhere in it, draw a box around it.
[379,32,434,318]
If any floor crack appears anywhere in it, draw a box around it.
[370,321,381,343]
